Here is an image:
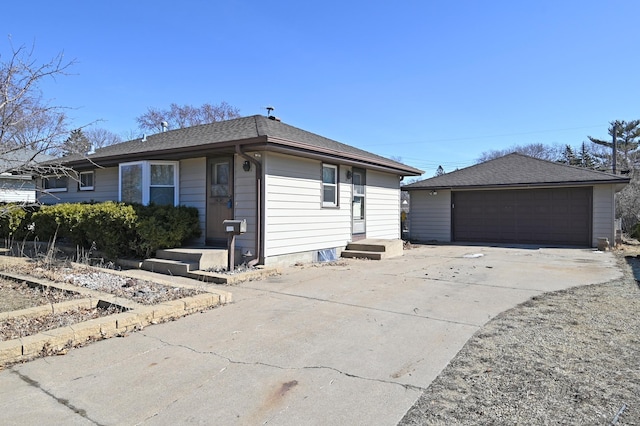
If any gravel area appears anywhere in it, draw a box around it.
[400,251,640,425]
[2,261,205,305]
[61,270,204,305]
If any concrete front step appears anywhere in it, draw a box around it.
[141,258,199,276]
[341,238,403,260]
[341,250,383,260]
[155,248,227,271]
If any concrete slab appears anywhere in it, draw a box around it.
[0,244,623,425]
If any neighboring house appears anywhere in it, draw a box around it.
[40,115,423,265]
[403,153,630,247]
[0,148,54,203]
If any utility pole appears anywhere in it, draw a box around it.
[612,122,618,174]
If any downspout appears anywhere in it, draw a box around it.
[236,145,263,266]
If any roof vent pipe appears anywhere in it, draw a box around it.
[161,121,168,132]
[142,134,147,142]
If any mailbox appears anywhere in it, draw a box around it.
[223,219,246,235]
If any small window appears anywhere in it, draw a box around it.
[322,164,338,207]
[149,163,176,205]
[211,162,230,197]
[43,176,68,192]
[79,171,94,191]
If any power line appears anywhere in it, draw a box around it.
[364,124,607,148]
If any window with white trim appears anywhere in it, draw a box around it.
[79,171,94,191]
[119,161,179,205]
[43,176,68,192]
[322,164,338,207]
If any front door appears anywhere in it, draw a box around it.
[352,168,366,236]
[206,156,234,247]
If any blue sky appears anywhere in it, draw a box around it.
[4,1,639,177]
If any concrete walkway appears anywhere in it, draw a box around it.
[0,244,622,425]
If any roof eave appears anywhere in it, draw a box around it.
[63,136,269,168]
[261,137,423,176]
[403,179,631,191]
[255,142,423,176]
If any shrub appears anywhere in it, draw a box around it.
[0,203,36,241]
[30,202,200,259]
[132,203,201,258]
[632,221,640,239]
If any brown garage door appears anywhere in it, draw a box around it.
[452,187,592,246]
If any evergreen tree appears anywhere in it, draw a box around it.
[63,129,91,156]
[579,142,596,169]
[588,120,640,171]
[562,145,581,166]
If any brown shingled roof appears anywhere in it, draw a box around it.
[57,115,423,176]
[402,153,629,190]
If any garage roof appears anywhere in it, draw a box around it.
[403,153,630,190]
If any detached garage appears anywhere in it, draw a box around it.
[403,153,630,247]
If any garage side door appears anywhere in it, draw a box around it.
[452,187,592,246]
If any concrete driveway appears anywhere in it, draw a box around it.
[0,244,622,425]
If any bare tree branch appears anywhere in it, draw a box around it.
[136,101,241,132]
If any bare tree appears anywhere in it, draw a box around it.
[84,127,122,150]
[1,40,75,175]
[136,101,241,132]
[477,143,562,163]
[0,39,88,214]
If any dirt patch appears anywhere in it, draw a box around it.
[0,278,83,313]
[1,304,122,341]
[400,250,640,425]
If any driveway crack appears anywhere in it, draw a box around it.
[240,286,480,327]
[141,333,426,392]
[10,369,104,425]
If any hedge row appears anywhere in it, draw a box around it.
[0,202,200,259]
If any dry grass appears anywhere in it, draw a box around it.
[400,249,640,425]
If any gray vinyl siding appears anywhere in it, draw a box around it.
[408,189,452,242]
[263,152,351,258]
[233,154,258,256]
[0,177,36,203]
[179,157,206,245]
[0,188,35,203]
[38,167,118,204]
[592,184,615,247]
[365,170,401,239]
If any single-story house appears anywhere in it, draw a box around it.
[402,153,630,247]
[40,115,423,265]
[0,148,54,203]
